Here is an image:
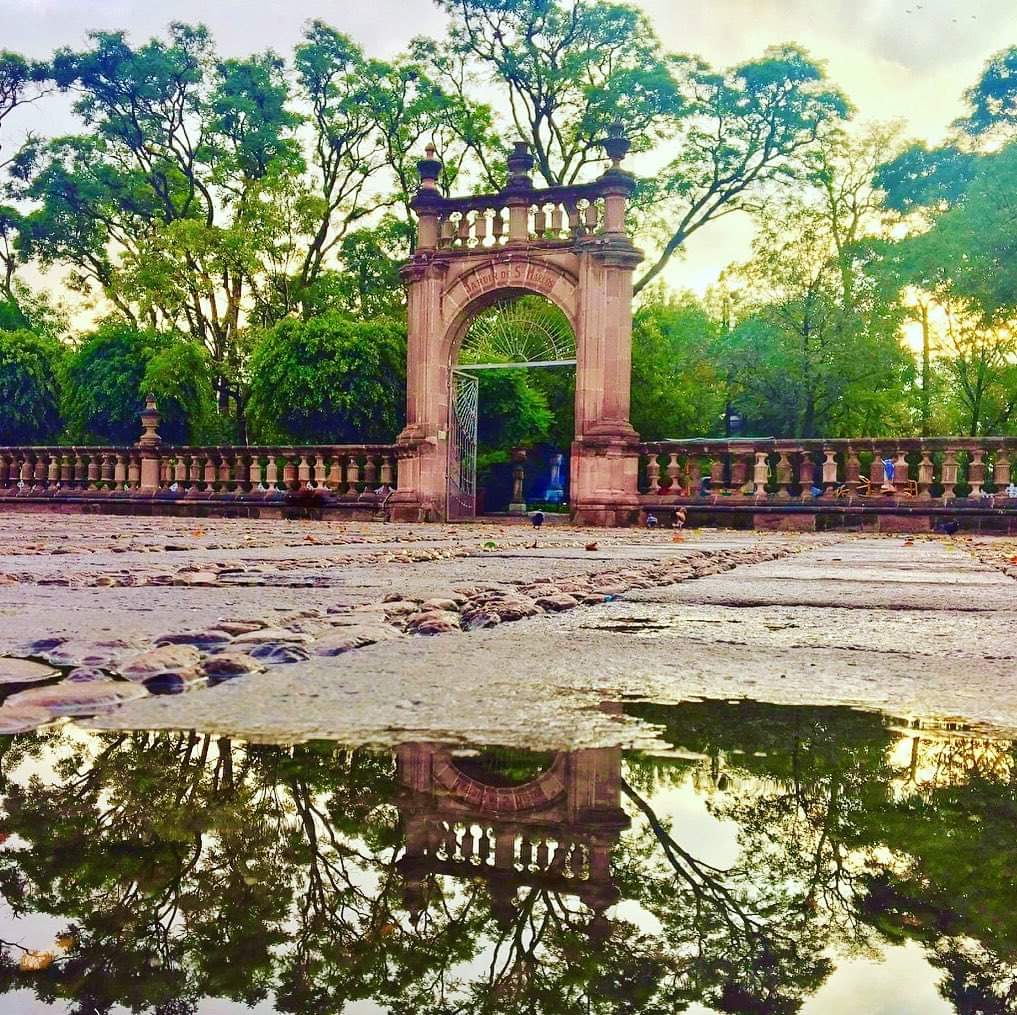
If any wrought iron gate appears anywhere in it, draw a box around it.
[447,368,479,519]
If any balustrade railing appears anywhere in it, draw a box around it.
[0,444,399,498]
[639,438,1017,501]
[436,187,605,251]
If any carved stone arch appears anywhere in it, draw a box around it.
[389,133,644,525]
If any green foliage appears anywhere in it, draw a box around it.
[246,313,406,443]
[0,328,63,442]
[875,143,980,214]
[61,322,215,443]
[958,45,1017,138]
[476,369,553,456]
[631,293,724,440]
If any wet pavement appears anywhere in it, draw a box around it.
[0,514,1014,745]
[0,514,1015,1011]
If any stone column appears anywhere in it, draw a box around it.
[136,394,162,493]
[389,145,452,523]
[571,127,643,527]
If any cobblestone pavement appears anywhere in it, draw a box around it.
[0,511,1013,748]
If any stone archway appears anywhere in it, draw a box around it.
[388,130,643,526]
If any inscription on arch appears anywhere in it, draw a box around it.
[448,259,577,315]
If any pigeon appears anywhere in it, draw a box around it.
[531,511,545,528]
[674,506,687,531]
[934,519,959,535]
[646,513,658,529]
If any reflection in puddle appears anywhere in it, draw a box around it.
[0,701,1012,1013]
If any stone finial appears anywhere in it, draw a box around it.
[505,140,535,191]
[602,121,630,169]
[417,143,442,189]
[138,393,161,448]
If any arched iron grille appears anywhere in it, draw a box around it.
[458,296,576,367]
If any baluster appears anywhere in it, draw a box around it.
[0,452,10,488]
[731,451,751,494]
[567,203,582,238]
[100,452,115,490]
[364,454,378,490]
[917,450,934,499]
[968,448,985,497]
[213,452,228,491]
[709,456,724,492]
[172,454,187,490]
[753,452,770,496]
[114,454,128,489]
[821,448,838,495]
[491,209,505,243]
[19,454,33,488]
[665,452,681,493]
[236,453,251,492]
[685,454,702,496]
[346,455,362,496]
[159,456,172,488]
[439,217,454,248]
[456,213,470,246]
[844,447,861,495]
[297,455,312,489]
[893,451,909,495]
[461,828,475,862]
[798,451,815,496]
[186,454,201,493]
[85,454,99,490]
[313,452,327,488]
[380,455,395,489]
[994,449,1011,494]
[249,454,262,489]
[282,454,298,490]
[34,454,47,490]
[265,453,280,491]
[127,453,141,489]
[475,209,489,244]
[533,205,547,238]
[535,840,550,869]
[203,453,217,490]
[549,205,564,238]
[869,449,886,495]
[775,451,793,499]
[327,454,343,491]
[645,454,661,493]
[72,452,86,489]
[941,448,959,499]
[477,828,491,865]
[59,452,72,487]
[584,200,598,231]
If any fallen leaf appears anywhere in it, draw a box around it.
[585,542,598,551]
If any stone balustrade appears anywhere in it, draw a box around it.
[436,187,604,251]
[0,444,399,503]
[639,438,1017,501]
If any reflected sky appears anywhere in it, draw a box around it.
[0,700,1012,1014]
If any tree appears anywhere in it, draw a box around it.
[630,292,724,440]
[429,2,850,295]
[246,313,406,444]
[720,200,913,438]
[14,26,302,415]
[61,321,216,443]
[0,328,63,443]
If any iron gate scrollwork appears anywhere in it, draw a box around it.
[448,368,479,519]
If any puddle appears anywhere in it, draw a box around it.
[0,700,1011,1013]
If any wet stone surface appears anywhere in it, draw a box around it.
[0,513,1012,748]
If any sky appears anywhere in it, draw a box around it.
[3,0,1017,303]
